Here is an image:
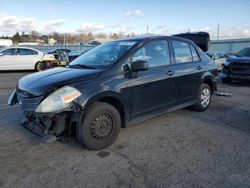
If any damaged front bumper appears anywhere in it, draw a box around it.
[8,89,83,142]
[21,111,76,142]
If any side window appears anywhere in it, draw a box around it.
[190,45,200,62]
[2,49,16,55]
[132,40,171,68]
[172,40,192,63]
[19,49,37,55]
[2,49,12,55]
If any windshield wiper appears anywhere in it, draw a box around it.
[69,64,96,69]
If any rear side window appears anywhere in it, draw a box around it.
[190,45,200,62]
[172,40,192,63]
[132,40,171,68]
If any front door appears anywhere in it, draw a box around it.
[125,39,178,119]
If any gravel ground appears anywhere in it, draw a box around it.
[0,71,249,188]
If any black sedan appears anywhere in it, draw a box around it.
[9,34,218,150]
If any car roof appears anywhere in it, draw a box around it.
[207,51,225,54]
[54,48,71,51]
[110,35,196,44]
[2,46,41,52]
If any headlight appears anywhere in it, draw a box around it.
[223,60,230,66]
[35,86,81,113]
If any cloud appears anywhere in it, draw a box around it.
[0,12,67,36]
[155,24,250,39]
[117,26,134,34]
[76,22,107,33]
[126,10,144,17]
[42,19,68,33]
[157,24,167,29]
[218,26,250,39]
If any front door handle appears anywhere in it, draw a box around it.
[167,70,175,76]
[197,66,203,70]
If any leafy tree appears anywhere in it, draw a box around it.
[12,32,21,44]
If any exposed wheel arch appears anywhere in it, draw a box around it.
[202,77,214,94]
[98,97,126,128]
[34,61,41,71]
[83,93,127,128]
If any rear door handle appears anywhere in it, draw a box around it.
[197,66,203,70]
[167,70,175,76]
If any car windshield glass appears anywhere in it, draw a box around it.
[69,41,137,69]
[236,48,250,57]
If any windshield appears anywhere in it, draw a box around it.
[69,41,137,69]
[236,48,250,57]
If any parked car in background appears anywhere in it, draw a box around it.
[206,52,228,70]
[47,48,72,59]
[89,40,101,45]
[9,34,218,150]
[221,47,250,83]
[0,47,55,71]
[68,49,91,62]
[39,52,69,71]
[173,32,210,52]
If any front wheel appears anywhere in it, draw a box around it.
[192,83,212,111]
[77,102,121,150]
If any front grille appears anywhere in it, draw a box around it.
[17,95,43,111]
[230,63,250,75]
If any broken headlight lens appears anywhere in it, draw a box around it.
[35,86,81,113]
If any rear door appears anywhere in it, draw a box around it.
[125,39,178,119]
[17,48,41,70]
[170,39,203,104]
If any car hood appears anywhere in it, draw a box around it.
[18,67,102,96]
[227,56,250,63]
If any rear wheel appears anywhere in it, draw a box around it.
[221,77,232,83]
[77,102,121,150]
[192,83,212,111]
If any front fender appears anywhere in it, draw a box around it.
[82,91,126,108]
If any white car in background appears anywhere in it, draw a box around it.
[0,47,55,71]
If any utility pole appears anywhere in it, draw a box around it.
[217,24,220,40]
[146,25,149,35]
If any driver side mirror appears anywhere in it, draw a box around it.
[131,60,149,72]
[122,60,148,79]
[122,60,149,73]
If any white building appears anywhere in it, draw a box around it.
[0,39,13,47]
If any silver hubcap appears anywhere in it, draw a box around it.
[201,88,210,107]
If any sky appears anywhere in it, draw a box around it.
[0,0,250,39]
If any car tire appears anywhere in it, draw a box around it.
[77,102,121,150]
[221,77,232,83]
[192,83,212,111]
[35,62,41,71]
